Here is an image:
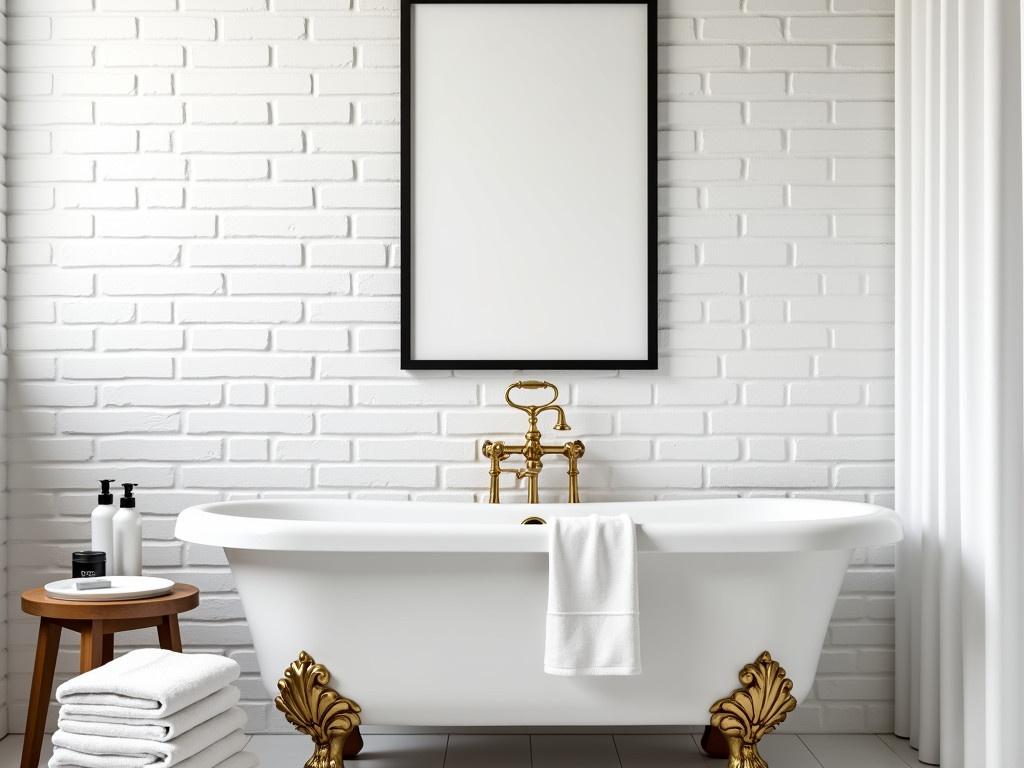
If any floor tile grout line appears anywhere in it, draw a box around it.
[798,734,827,768]
[441,733,451,767]
[879,734,926,767]
[611,733,624,768]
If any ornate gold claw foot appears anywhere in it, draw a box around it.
[706,651,798,768]
[275,651,363,768]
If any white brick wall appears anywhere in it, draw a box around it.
[3,0,896,736]
[1,0,10,737]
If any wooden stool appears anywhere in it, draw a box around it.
[19,583,199,768]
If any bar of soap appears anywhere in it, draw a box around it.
[75,579,112,590]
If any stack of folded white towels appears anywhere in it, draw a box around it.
[49,648,258,768]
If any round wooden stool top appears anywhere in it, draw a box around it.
[22,583,199,621]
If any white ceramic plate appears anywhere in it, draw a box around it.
[45,576,175,602]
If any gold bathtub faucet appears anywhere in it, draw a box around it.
[482,380,585,504]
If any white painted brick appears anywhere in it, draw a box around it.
[191,43,271,68]
[793,73,895,98]
[96,213,216,238]
[276,98,351,124]
[702,17,783,41]
[227,382,266,405]
[191,184,312,209]
[53,16,137,40]
[59,242,180,267]
[224,15,306,39]
[743,383,786,406]
[62,357,174,379]
[180,128,303,153]
[228,437,269,461]
[8,18,54,42]
[103,384,223,406]
[273,384,350,407]
[789,16,894,43]
[58,410,180,434]
[191,328,270,350]
[322,411,437,435]
[102,271,224,296]
[7,45,94,70]
[177,300,303,323]
[709,464,829,488]
[747,437,787,461]
[181,355,313,378]
[313,16,397,40]
[99,43,184,67]
[275,439,351,461]
[99,327,184,350]
[318,465,436,488]
[187,243,302,267]
[191,157,270,181]
[61,301,136,324]
[189,411,312,433]
[711,408,828,434]
[98,438,221,461]
[319,70,399,95]
[188,100,270,125]
[276,43,354,68]
[182,466,311,488]
[9,213,94,239]
[749,101,830,127]
[229,271,350,295]
[139,16,217,41]
[222,215,349,238]
[275,328,350,352]
[177,71,311,95]
[8,101,93,126]
[275,157,355,181]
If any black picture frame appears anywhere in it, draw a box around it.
[400,0,657,371]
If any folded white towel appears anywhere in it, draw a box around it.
[56,649,240,718]
[50,707,246,768]
[209,753,258,768]
[59,686,240,742]
[49,729,248,768]
[544,514,641,676]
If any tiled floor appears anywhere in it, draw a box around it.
[0,731,935,767]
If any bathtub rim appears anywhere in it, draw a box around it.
[175,497,902,553]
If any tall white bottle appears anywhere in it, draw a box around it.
[112,483,142,577]
[90,479,117,575]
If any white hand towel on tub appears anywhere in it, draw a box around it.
[58,686,240,742]
[56,649,240,718]
[544,514,641,676]
[48,729,249,768]
[49,707,246,768]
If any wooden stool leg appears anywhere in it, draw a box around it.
[102,633,115,664]
[80,620,105,673]
[22,619,61,768]
[157,615,183,652]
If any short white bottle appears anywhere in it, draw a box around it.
[112,483,142,577]
[90,479,117,574]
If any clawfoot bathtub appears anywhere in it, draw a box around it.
[175,498,901,766]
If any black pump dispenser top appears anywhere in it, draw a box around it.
[120,483,137,508]
[98,479,115,505]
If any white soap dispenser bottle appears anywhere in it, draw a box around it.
[90,479,117,574]
[112,483,142,577]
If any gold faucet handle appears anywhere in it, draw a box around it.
[505,380,559,411]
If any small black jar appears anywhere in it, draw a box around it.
[72,551,106,579]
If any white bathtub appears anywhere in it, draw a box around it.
[175,498,901,726]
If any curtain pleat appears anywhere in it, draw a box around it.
[896,1,1024,766]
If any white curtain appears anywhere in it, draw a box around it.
[896,1,1024,766]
